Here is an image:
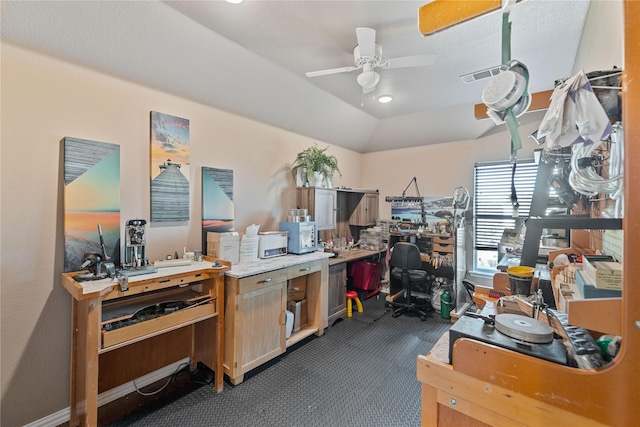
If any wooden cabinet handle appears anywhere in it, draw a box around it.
[299,267,310,272]
[258,278,272,284]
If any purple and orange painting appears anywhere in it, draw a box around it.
[150,111,190,223]
[63,137,120,272]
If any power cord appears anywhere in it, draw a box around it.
[132,361,190,397]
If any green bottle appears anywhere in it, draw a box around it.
[440,289,452,320]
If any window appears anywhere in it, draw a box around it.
[473,160,539,271]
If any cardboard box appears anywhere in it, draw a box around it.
[207,232,240,265]
[575,269,622,299]
[582,261,622,290]
[287,299,308,332]
[287,277,307,301]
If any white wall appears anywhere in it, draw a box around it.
[0,42,361,426]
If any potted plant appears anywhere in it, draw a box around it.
[292,144,341,187]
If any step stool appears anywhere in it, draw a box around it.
[346,290,363,317]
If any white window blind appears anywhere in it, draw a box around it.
[474,161,539,250]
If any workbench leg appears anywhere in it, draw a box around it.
[421,383,439,427]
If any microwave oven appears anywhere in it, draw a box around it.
[279,221,318,254]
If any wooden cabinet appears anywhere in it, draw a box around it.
[296,187,337,230]
[328,263,347,326]
[349,191,379,226]
[223,256,328,385]
[224,271,287,385]
[61,260,229,427]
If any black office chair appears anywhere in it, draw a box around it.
[387,242,432,321]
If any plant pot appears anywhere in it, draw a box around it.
[311,171,324,187]
[295,168,306,187]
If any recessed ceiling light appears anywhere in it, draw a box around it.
[377,95,393,103]
[225,0,244,3]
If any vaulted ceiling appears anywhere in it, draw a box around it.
[1,0,591,153]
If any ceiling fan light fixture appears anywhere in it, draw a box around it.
[377,95,393,103]
[357,70,380,89]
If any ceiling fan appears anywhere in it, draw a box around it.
[305,27,436,94]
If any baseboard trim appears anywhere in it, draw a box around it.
[25,357,190,427]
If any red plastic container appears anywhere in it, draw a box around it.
[349,261,382,291]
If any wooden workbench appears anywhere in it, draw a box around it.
[61,259,229,427]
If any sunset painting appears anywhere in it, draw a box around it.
[150,111,190,223]
[63,137,121,272]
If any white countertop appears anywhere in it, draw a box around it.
[225,251,333,278]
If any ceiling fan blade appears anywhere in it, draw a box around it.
[305,66,357,78]
[383,54,437,69]
[356,27,376,58]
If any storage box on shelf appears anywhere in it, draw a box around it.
[548,248,622,335]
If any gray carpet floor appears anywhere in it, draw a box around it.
[106,295,452,427]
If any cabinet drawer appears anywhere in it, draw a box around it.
[101,302,216,350]
[433,236,453,245]
[432,243,454,254]
[238,269,288,294]
[287,261,321,279]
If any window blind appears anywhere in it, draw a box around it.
[474,161,539,250]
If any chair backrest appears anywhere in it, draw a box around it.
[390,242,423,270]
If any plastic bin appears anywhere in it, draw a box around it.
[349,261,382,298]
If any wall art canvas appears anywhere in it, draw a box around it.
[202,167,234,253]
[391,196,454,225]
[150,111,190,223]
[63,137,121,272]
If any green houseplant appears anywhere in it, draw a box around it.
[292,144,341,187]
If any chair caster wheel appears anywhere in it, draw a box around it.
[420,316,427,321]
[392,312,399,318]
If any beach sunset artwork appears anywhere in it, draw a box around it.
[202,167,234,254]
[63,137,121,272]
[150,111,190,222]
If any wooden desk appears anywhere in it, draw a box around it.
[61,259,228,427]
[327,248,386,325]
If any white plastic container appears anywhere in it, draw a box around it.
[285,310,294,338]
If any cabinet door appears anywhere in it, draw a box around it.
[298,187,337,230]
[349,193,379,226]
[314,188,337,230]
[328,263,347,325]
[237,282,286,375]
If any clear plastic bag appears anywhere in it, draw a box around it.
[538,71,611,149]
